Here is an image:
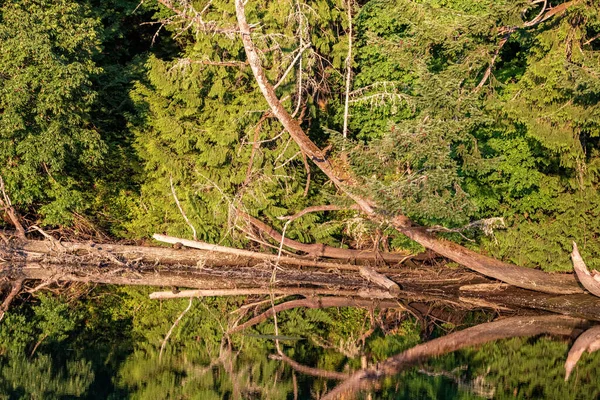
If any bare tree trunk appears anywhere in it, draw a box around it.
[233,0,582,295]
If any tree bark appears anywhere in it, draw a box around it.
[238,210,412,263]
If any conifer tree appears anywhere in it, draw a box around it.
[0,0,106,225]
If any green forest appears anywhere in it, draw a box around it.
[1,0,600,398]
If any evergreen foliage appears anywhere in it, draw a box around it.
[335,0,600,270]
[127,0,350,246]
[0,0,105,225]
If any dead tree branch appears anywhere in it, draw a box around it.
[0,279,24,321]
[153,233,380,270]
[342,0,354,138]
[278,204,353,223]
[359,266,400,296]
[0,175,26,239]
[274,43,312,90]
[159,297,194,362]
[478,0,579,89]
[228,297,403,334]
[169,175,198,241]
[150,289,394,301]
[238,210,412,263]
[571,242,600,298]
[271,352,350,380]
[476,34,511,89]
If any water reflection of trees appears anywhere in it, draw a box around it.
[0,290,599,399]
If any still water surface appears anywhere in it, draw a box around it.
[0,294,598,399]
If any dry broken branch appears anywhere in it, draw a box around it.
[238,210,412,263]
[342,0,353,138]
[159,297,194,362]
[0,175,26,239]
[571,242,600,298]
[0,279,23,321]
[150,288,394,301]
[153,233,381,270]
[228,296,403,334]
[359,266,401,296]
[170,175,198,241]
[278,204,351,222]
[272,352,350,380]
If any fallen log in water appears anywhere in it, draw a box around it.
[2,236,600,321]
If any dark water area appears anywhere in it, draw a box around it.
[0,289,599,399]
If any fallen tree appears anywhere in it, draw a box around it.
[2,235,600,321]
[232,0,585,295]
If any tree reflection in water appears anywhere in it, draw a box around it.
[0,290,598,399]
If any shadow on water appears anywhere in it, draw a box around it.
[0,290,598,399]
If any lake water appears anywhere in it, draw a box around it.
[0,291,598,399]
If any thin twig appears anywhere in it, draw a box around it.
[302,152,311,196]
[170,174,198,241]
[230,295,289,314]
[476,34,511,90]
[584,33,600,45]
[274,43,312,90]
[278,204,349,223]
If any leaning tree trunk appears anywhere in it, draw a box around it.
[233,0,582,295]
